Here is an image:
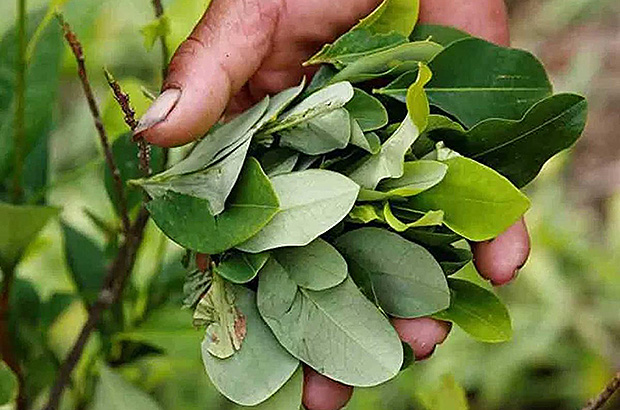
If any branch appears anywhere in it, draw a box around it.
[57,15,131,234]
[42,208,150,410]
[0,268,28,410]
[104,70,151,176]
[151,0,170,78]
[582,372,620,410]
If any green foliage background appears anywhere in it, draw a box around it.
[0,0,618,409]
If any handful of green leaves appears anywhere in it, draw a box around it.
[133,0,588,407]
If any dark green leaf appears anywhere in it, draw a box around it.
[148,158,279,254]
[402,226,461,247]
[410,24,471,46]
[426,38,552,127]
[434,278,512,342]
[203,285,299,406]
[259,148,299,177]
[346,88,388,131]
[426,245,473,276]
[373,70,418,102]
[216,251,269,284]
[335,227,449,318]
[258,263,402,386]
[429,94,588,187]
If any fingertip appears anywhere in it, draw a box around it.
[471,218,531,286]
[392,318,451,361]
[303,367,353,410]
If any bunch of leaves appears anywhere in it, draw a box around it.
[129,0,588,407]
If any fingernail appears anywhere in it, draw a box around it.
[134,88,181,136]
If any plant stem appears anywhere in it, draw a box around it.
[0,267,28,410]
[12,0,27,204]
[582,372,620,410]
[57,15,131,234]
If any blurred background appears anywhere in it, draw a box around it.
[0,0,619,409]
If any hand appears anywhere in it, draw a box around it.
[137,1,529,409]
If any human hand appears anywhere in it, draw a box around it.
[136,1,530,409]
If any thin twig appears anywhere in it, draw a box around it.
[12,0,27,204]
[582,372,620,410]
[0,267,28,410]
[42,208,150,410]
[57,15,131,234]
[104,70,151,176]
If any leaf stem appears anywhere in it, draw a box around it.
[12,0,27,204]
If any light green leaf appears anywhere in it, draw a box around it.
[346,88,388,132]
[357,0,420,37]
[258,263,402,387]
[260,79,307,127]
[93,365,163,410]
[373,70,417,102]
[335,227,449,318]
[263,82,354,135]
[140,15,170,51]
[383,205,444,232]
[203,285,299,406]
[0,362,17,405]
[357,160,447,201]
[0,203,58,272]
[237,170,359,253]
[407,157,530,241]
[348,115,420,190]
[429,94,588,187]
[330,41,443,84]
[410,24,471,46]
[216,251,269,284]
[406,63,432,132]
[280,108,351,155]
[426,38,552,127]
[148,158,279,255]
[273,238,347,291]
[193,274,246,359]
[232,366,303,410]
[417,374,470,410]
[350,120,381,154]
[434,278,512,343]
[348,204,385,224]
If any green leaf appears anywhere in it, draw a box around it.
[346,88,388,132]
[258,262,402,387]
[426,38,552,127]
[62,224,107,305]
[358,160,447,201]
[102,79,155,141]
[417,374,470,410]
[0,362,17,405]
[357,0,420,37]
[273,238,347,291]
[93,365,163,410]
[148,158,279,255]
[330,41,443,84]
[261,80,307,126]
[305,28,408,68]
[348,204,385,224]
[401,226,461,247]
[335,227,449,318]
[140,15,170,51]
[373,70,417,102]
[383,205,444,232]
[426,245,473,276]
[203,285,299,406]
[259,148,299,177]
[0,203,58,272]
[348,115,420,190]
[237,170,359,253]
[350,120,381,154]
[193,274,246,359]
[106,133,162,215]
[429,94,588,187]
[279,108,351,155]
[215,251,269,284]
[263,82,354,135]
[407,157,530,241]
[410,24,471,46]
[434,278,512,342]
[0,11,62,199]
[232,366,303,410]
[406,63,432,131]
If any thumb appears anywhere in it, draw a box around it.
[135,0,282,147]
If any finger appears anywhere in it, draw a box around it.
[302,366,353,410]
[135,0,282,147]
[391,317,452,360]
[419,0,510,46]
[471,218,531,286]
